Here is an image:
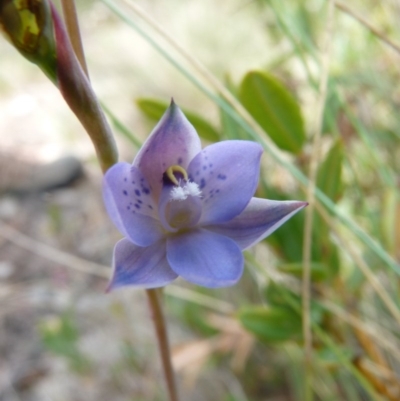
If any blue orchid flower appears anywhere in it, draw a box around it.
[103,101,307,290]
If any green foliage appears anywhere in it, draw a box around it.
[239,306,303,343]
[166,289,218,336]
[136,98,220,142]
[39,313,91,373]
[239,71,306,153]
[277,262,329,282]
[239,283,324,345]
[316,139,344,202]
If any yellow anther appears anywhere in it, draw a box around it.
[166,165,188,186]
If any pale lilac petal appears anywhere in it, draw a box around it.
[187,140,263,225]
[107,239,177,291]
[133,101,202,200]
[167,229,244,288]
[103,162,164,247]
[157,183,202,232]
[206,198,308,250]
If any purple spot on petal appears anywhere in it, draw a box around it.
[200,178,206,189]
[132,180,136,184]
[124,177,127,182]
[142,187,150,195]
[137,199,143,204]
[148,204,153,209]
[135,189,141,197]
[203,165,207,171]
[217,174,227,180]
[196,170,200,176]
[135,204,141,209]
[216,189,220,193]
[123,190,128,196]
[177,157,183,165]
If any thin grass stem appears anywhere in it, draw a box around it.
[302,2,335,399]
[335,1,400,56]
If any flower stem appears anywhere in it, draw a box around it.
[146,289,179,401]
[60,0,89,77]
[52,2,117,172]
[57,3,178,399]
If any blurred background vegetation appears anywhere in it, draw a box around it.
[0,0,399,400]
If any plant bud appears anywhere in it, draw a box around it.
[0,0,57,81]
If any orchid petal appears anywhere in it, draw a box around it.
[167,229,244,288]
[107,238,177,291]
[206,198,308,250]
[133,101,202,200]
[103,162,164,247]
[187,140,263,225]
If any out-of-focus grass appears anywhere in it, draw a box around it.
[1,0,400,400]
[100,0,400,399]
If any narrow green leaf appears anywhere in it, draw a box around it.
[239,71,306,153]
[136,98,220,142]
[239,306,302,343]
[316,139,344,201]
[277,262,329,282]
[264,282,324,323]
[380,188,400,256]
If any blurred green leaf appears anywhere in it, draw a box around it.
[322,80,342,134]
[239,306,302,343]
[39,313,91,373]
[311,139,344,278]
[40,315,78,356]
[239,281,326,344]
[317,346,354,369]
[261,181,321,262]
[239,71,306,153]
[317,139,344,201]
[277,262,329,282]
[380,188,400,257]
[264,282,324,322]
[136,98,220,142]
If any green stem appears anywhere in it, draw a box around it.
[146,289,179,401]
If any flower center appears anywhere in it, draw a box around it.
[158,165,202,231]
[164,165,201,202]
